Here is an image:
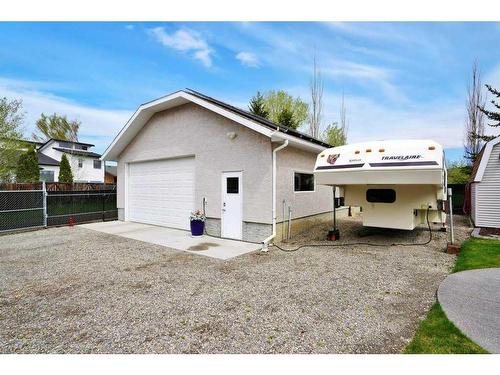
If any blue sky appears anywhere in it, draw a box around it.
[1,22,500,161]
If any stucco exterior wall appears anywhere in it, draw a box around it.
[116,103,273,224]
[275,145,333,222]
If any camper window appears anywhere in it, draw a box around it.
[366,189,396,203]
[294,172,315,192]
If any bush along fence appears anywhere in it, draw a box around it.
[448,183,465,215]
[0,182,117,233]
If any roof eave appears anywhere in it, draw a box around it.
[101,90,329,161]
[474,136,500,182]
[101,91,278,161]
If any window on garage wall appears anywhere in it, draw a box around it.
[294,172,315,192]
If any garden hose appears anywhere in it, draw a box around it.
[271,206,433,252]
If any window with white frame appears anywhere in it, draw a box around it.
[59,141,73,149]
[294,172,315,192]
[78,158,83,168]
[40,170,54,182]
[93,160,102,169]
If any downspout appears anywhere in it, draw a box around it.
[261,138,289,251]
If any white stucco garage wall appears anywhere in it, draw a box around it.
[275,145,333,222]
[116,103,273,224]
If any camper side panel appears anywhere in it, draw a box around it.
[344,184,443,230]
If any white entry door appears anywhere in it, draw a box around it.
[221,171,243,240]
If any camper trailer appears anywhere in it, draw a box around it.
[314,140,447,230]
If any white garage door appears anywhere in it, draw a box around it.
[127,157,195,230]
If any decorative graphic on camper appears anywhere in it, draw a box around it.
[327,154,340,165]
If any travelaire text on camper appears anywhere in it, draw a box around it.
[381,155,422,160]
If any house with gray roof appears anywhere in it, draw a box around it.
[102,89,337,244]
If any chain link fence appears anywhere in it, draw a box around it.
[0,183,117,233]
[0,187,45,232]
[47,190,117,226]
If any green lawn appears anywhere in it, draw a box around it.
[453,238,500,273]
[405,237,500,354]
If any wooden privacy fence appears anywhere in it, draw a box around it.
[0,182,117,233]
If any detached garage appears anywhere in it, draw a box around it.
[102,89,336,245]
[469,136,500,229]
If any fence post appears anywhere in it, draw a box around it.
[448,187,455,245]
[42,181,47,228]
[102,191,105,222]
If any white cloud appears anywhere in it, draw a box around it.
[340,96,464,149]
[282,85,465,149]
[148,27,213,67]
[321,60,406,102]
[0,78,131,153]
[235,51,260,68]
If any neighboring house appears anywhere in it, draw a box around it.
[469,136,500,228]
[102,89,335,244]
[23,138,104,183]
[105,165,117,184]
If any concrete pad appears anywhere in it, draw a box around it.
[80,221,260,260]
[438,268,500,353]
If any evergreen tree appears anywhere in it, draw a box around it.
[276,107,297,129]
[478,84,500,142]
[58,154,73,183]
[248,92,269,119]
[16,146,39,183]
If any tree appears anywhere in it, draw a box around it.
[32,113,80,142]
[339,93,349,143]
[478,84,500,142]
[262,90,308,129]
[248,91,269,119]
[58,154,73,183]
[322,122,347,147]
[321,94,349,147]
[276,107,297,129]
[308,57,324,138]
[16,146,39,183]
[464,62,485,164]
[447,161,471,184]
[0,97,25,181]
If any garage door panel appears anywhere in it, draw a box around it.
[128,157,195,230]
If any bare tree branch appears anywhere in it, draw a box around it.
[309,56,323,138]
[464,61,486,164]
[339,92,348,144]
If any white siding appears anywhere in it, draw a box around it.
[38,140,104,183]
[471,183,476,224]
[475,143,500,228]
[40,165,60,182]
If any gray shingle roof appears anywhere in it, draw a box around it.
[52,148,101,158]
[37,152,60,166]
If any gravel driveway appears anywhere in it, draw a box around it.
[0,216,471,353]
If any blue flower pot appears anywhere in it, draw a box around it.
[190,219,205,236]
